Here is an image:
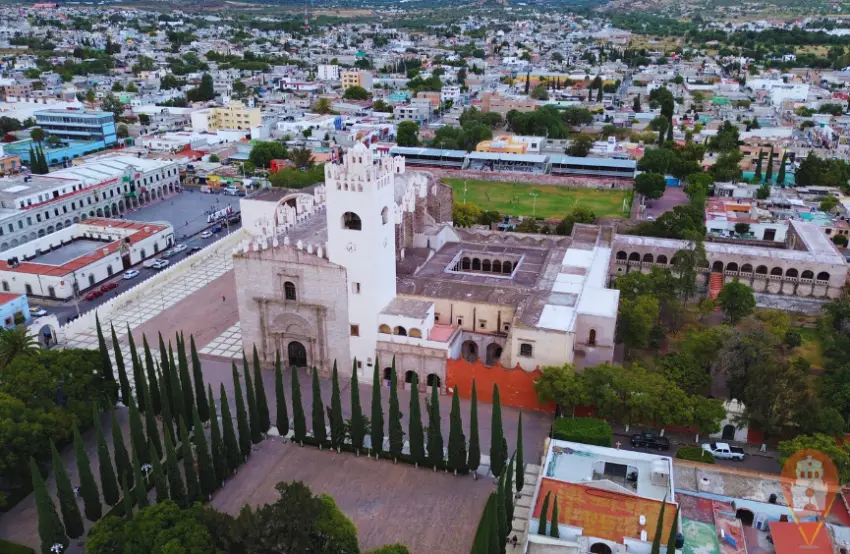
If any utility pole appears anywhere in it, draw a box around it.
[463,180,468,205]
[530,192,539,218]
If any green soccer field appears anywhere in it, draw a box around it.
[444,178,632,219]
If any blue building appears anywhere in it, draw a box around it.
[0,292,30,329]
[34,109,117,146]
[6,139,110,165]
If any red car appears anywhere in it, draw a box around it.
[84,290,103,301]
[100,282,118,292]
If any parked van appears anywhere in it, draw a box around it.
[224,186,240,196]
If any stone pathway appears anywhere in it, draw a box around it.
[199,322,243,359]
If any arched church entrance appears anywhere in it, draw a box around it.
[288,341,307,368]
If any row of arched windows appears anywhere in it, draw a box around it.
[378,324,423,338]
[454,256,515,275]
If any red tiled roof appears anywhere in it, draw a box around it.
[0,292,24,304]
[4,218,169,277]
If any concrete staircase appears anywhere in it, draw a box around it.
[509,461,543,548]
[708,272,724,300]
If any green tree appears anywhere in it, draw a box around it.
[554,206,596,236]
[516,412,525,493]
[121,475,132,520]
[168,344,185,425]
[754,149,764,182]
[650,496,667,554]
[534,363,585,414]
[616,295,660,352]
[95,314,116,385]
[274,350,289,437]
[52,441,84,538]
[158,364,174,445]
[101,93,125,120]
[193,408,216,498]
[311,367,327,445]
[249,141,288,169]
[292,367,307,445]
[72,426,101,522]
[371,360,384,457]
[110,324,131,406]
[110,407,132,488]
[207,385,227,485]
[821,195,839,213]
[143,379,162,460]
[127,396,148,465]
[717,280,756,324]
[30,127,45,144]
[779,433,850,482]
[349,359,366,454]
[635,172,667,200]
[177,334,195,425]
[163,429,186,507]
[505,454,515,529]
[252,344,271,433]
[329,361,346,451]
[138,334,157,414]
[765,148,775,183]
[447,385,467,474]
[633,95,641,112]
[388,361,404,461]
[130,440,148,509]
[665,506,680,554]
[468,380,481,476]
[343,85,370,100]
[777,152,788,185]
[408,373,425,467]
[242,353,261,444]
[452,202,483,228]
[396,121,421,147]
[186,73,214,102]
[537,491,550,535]
[179,418,200,503]
[496,469,508,547]
[219,384,241,473]
[427,382,443,468]
[490,384,506,477]
[232,362,251,459]
[94,408,119,506]
[190,336,209,422]
[530,84,549,100]
[550,494,560,538]
[150,439,168,504]
[31,457,67,554]
[567,134,593,157]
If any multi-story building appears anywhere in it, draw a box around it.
[393,102,431,123]
[0,79,34,99]
[190,101,260,132]
[440,85,462,105]
[0,154,180,252]
[34,108,117,145]
[481,91,538,114]
[341,70,374,91]
[317,64,340,81]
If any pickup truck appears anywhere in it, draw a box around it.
[702,442,745,460]
[631,432,670,451]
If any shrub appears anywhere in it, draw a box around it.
[785,329,803,349]
[676,446,715,464]
[0,539,35,554]
[552,417,612,447]
[832,234,848,247]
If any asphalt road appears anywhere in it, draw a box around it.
[615,435,781,474]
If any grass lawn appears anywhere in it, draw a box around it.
[793,326,823,370]
[444,178,631,219]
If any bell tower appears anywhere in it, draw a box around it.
[325,143,399,375]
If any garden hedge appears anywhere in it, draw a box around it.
[552,417,612,447]
[676,446,715,464]
[0,538,35,554]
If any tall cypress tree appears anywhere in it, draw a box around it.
[111,324,131,406]
[487,493,501,554]
[490,384,506,478]
[163,427,186,508]
[426,383,443,468]
[130,441,148,509]
[329,360,345,451]
[121,475,133,521]
[504,454,515,531]
[291,366,306,444]
[177,333,195,423]
[169,343,185,426]
[127,396,149,465]
[311,366,327,445]
[242,353,261,443]
[408,373,425,467]
[252,344,271,433]
[150,439,168,504]
[274,350,289,437]
[73,425,101,522]
[31,457,67,554]
[537,491,550,535]
[179,418,201,504]
[190,335,209,422]
[470,494,492,554]
[232,362,251,459]
[550,494,560,538]
[496,468,508,547]
[448,385,467,474]
[468,380,481,478]
[157,333,171,412]
[127,326,145,412]
[665,505,681,554]
[110,407,132,488]
[650,496,668,554]
[51,441,84,539]
[765,147,775,183]
[516,412,525,493]
[143,335,161,415]
[349,359,365,454]
[208,384,228,484]
[777,152,788,185]
[388,360,404,462]
[143,375,162,460]
[193,408,217,498]
[370,358,383,457]
[158,363,175,445]
[94,407,119,507]
[95,313,115,385]
[219,384,241,474]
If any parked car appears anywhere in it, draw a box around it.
[701,442,745,460]
[161,249,178,258]
[211,225,222,234]
[152,259,169,270]
[630,432,670,451]
[172,244,187,253]
[189,246,202,253]
[200,231,213,239]
[85,290,103,301]
[123,269,140,280]
[100,282,119,292]
[29,306,47,317]
[143,258,159,268]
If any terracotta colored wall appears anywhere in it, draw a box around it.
[445,358,555,413]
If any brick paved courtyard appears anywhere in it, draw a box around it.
[210,440,494,554]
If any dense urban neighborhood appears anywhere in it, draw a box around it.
[2,1,850,553]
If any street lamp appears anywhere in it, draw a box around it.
[530,192,539,218]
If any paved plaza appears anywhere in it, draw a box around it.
[127,189,240,240]
[199,322,243,358]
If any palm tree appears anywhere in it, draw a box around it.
[289,147,314,169]
[0,326,39,367]
[312,98,333,114]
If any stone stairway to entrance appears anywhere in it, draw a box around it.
[708,272,724,300]
[509,460,543,548]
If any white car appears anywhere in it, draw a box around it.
[200,231,213,239]
[123,269,140,280]
[29,306,47,317]
[172,244,187,253]
[152,259,169,270]
[142,258,159,269]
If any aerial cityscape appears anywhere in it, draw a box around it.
[1,1,850,553]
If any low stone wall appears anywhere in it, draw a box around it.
[427,168,634,190]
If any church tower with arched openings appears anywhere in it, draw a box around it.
[325,142,404,376]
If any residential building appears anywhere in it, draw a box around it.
[0,292,29,328]
[318,64,340,81]
[34,108,117,146]
[191,100,261,132]
[341,70,374,91]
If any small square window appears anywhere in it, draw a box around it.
[350,324,360,337]
[352,282,361,294]
[457,318,463,327]
[357,360,363,368]
[479,320,487,329]
[503,323,511,333]
[519,343,533,357]
[434,313,440,322]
